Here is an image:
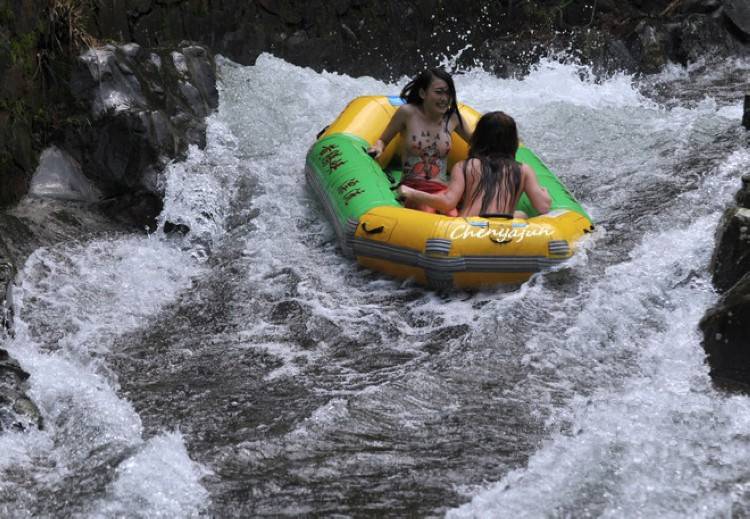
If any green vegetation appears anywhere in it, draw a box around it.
[45,0,97,52]
[0,4,14,26]
[9,32,38,77]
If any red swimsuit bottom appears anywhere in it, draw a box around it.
[401,178,459,217]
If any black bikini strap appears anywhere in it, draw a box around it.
[479,213,514,219]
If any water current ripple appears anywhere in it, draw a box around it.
[1,54,749,517]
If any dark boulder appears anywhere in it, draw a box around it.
[700,272,750,391]
[0,238,14,333]
[0,348,42,432]
[61,42,218,230]
[703,174,750,392]
[710,204,750,292]
[724,0,750,39]
[0,234,42,432]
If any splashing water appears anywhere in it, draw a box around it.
[1,52,748,516]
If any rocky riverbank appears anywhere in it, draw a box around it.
[0,22,218,429]
[3,1,749,210]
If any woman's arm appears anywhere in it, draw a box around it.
[368,105,409,158]
[453,112,474,143]
[521,164,551,214]
[398,161,467,212]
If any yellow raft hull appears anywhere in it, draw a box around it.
[308,96,593,289]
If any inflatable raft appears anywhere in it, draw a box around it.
[305,96,593,289]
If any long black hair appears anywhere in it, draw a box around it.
[465,111,522,214]
[400,68,464,130]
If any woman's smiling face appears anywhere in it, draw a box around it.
[420,77,452,116]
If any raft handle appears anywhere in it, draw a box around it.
[361,223,385,234]
[360,146,400,189]
[489,235,513,245]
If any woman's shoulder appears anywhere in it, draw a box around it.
[456,157,482,174]
[393,103,420,125]
[519,162,534,176]
[397,103,419,116]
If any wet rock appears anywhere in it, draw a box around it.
[0,350,28,381]
[703,172,750,392]
[0,349,42,432]
[673,0,723,15]
[675,10,746,63]
[80,0,746,81]
[163,220,191,235]
[710,175,750,291]
[98,191,164,232]
[700,272,750,391]
[736,174,750,209]
[0,224,39,433]
[724,0,750,38]
[62,43,218,230]
[634,22,669,73]
[0,237,14,334]
[710,206,750,292]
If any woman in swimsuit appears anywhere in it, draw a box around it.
[397,111,551,218]
[367,68,473,215]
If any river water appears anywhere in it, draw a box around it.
[1,54,749,517]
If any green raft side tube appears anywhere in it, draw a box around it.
[306,133,400,233]
[515,146,592,222]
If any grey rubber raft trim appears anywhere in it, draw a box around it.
[548,240,570,256]
[425,239,453,255]
[352,238,568,274]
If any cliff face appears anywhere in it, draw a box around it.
[2,0,748,210]
[0,0,47,207]
[88,0,748,78]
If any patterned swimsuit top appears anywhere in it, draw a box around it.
[402,122,452,184]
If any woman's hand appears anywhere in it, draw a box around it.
[367,140,384,159]
[397,185,415,200]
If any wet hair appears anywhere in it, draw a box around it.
[400,68,464,130]
[465,111,522,214]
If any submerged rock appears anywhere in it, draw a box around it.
[163,221,191,235]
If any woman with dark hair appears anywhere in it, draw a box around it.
[397,111,551,218]
[367,68,473,215]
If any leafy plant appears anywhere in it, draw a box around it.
[44,0,97,53]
